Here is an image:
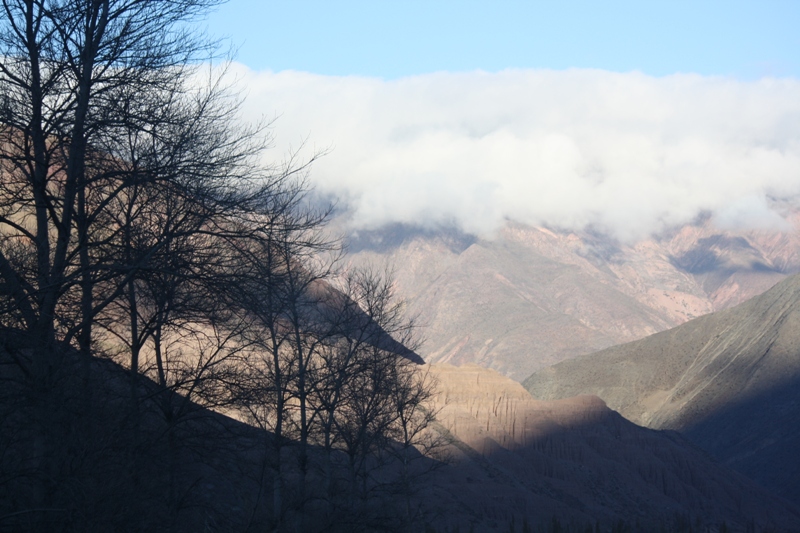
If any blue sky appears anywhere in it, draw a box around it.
[206,0,799,79]
[203,2,800,239]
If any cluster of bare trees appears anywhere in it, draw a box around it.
[230,265,441,531]
[0,1,437,532]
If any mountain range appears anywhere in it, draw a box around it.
[344,211,800,380]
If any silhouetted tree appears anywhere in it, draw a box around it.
[0,2,436,532]
[0,0,279,529]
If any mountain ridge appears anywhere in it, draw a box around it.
[523,273,800,505]
[344,214,800,379]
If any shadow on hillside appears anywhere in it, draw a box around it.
[3,334,800,533]
[0,335,446,533]
[669,236,769,275]
[667,234,788,297]
[430,404,800,533]
[346,222,476,254]
[0,340,267,533]
[678,373,800,508]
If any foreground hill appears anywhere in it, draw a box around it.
[524,273,800,505]
[5,333,799,532]
[423,364,800,531]
[345,214,800,379]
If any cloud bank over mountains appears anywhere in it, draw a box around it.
[231,65,800,240]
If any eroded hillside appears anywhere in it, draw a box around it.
[345,214,800,379]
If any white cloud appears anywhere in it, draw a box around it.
[715,196,793,231]
[227,65,800,241]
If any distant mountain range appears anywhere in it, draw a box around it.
[344,212,800,380]
[524,273,800,506]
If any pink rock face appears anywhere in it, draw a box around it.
[345,215,800,379]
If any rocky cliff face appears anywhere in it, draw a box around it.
[420,364,800,531]
[524,273,800,505]
[344,214,800,380]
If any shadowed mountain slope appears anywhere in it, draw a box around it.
[344,214,800,380]
[421,364,800,531]
[524,273,800,505]
[5,330,799,532]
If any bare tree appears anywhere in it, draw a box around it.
[223,201,334,529]
[0,1,282,529]
[302,266,437,531]
[0,0,229,354]
[0,3,439,532]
